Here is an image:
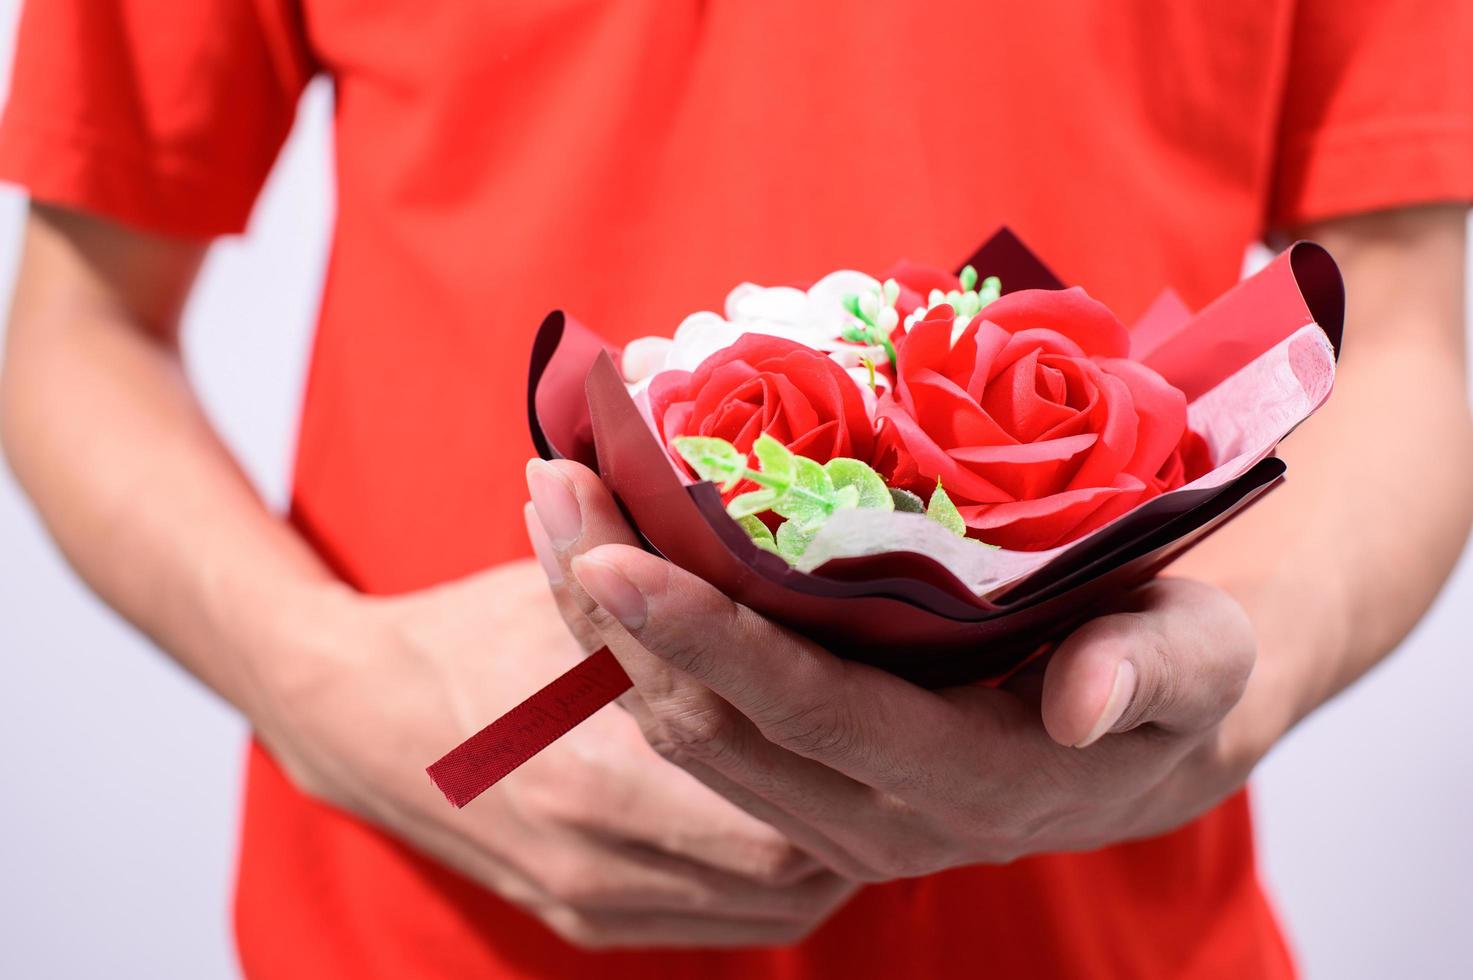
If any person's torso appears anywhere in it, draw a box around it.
[242,3,1300,976]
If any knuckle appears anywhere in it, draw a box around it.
[533,860,582,905]
[647,696,737,766]
[646,580,750,679]
[579,599,626,634]
[542,908,612,950]
[654,602,732,677]
[843,797,956,881]
[558,605,606,653]
[858,838,931,881]
[894,836,957,878]
[743,841,816,886]
[977,840,1028,866]
[832,853,892,884]
[894,809,967,877]
[765,697,855,760]
[536,858,611,910]
[1139,632,1181,722]
[511,764,601,828]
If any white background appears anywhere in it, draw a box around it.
[1,3,1470,976]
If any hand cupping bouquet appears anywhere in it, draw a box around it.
[430,229,1343,806]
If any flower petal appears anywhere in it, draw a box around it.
[982,348,1079,442]
[959,475,1145,550]
[875,401,1012,503]
[948,433,1099,499]
[1065,367,1139,490]
[905,369,1014,448]
[1095,357,1188,483]
[621,336,675,383]
[979,286,1131,358]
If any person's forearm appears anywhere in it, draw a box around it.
[0,211,343,722]
[1176,207,1473,758]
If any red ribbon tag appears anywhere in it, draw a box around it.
[426,647,631,807]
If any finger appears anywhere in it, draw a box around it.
[541,469,972,875]
[561,542,927,874]
[1040,578,1256,748]
[672,756,916,883]
[542,890,853,950]
[525,463,652,718]
[523,818,853,922]
[509,644,827,884]
[603,696,970,883]
[621,681,898,881]
[568,543,953,792]
[571,542,944,783]
[524,502,603,654]
[526,457,644,579]
[382,798,552,910]
[564,603,887,869]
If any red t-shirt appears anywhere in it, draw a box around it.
[4,2,1470,977]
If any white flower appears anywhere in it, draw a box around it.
[621,272,893,396]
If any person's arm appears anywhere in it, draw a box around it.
[1178,204,1473,764]
[529,204,1473,878]
[0,203,853,945]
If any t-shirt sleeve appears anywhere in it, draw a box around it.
[1268,0,1473,231]
[0,0,315,238]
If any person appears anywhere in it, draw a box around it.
[1,1,1469,977]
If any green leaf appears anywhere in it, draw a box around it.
[772,455,835,525]
[737,515,779,554]
[751,433,796,485]
[890,487,925,513]
[825,457,894,511]
[833,485,860,511]
[775,519,817,561]
[926,481,967,537]
[727,489,777,519]
[671,436,746,491]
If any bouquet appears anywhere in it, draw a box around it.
[429,229,1343,807]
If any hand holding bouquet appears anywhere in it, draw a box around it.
[430,229,1342,806]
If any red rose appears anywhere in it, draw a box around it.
[876,287,1209,550]
[649,334,877,490]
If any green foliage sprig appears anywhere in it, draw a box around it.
[840,278,901,367]
[672,433,981,564]
[929,264,1003,320]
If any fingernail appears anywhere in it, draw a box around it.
[526,459,581,549]
[572,556,647,630]
[1075,660,1136,748]
[523,504,562,585]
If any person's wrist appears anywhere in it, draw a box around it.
[1215,659,1295,784]
[230,574,364,738]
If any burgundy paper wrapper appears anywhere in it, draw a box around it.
[428,229,1344,807]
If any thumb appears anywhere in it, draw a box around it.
[1040,578,1256,748]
